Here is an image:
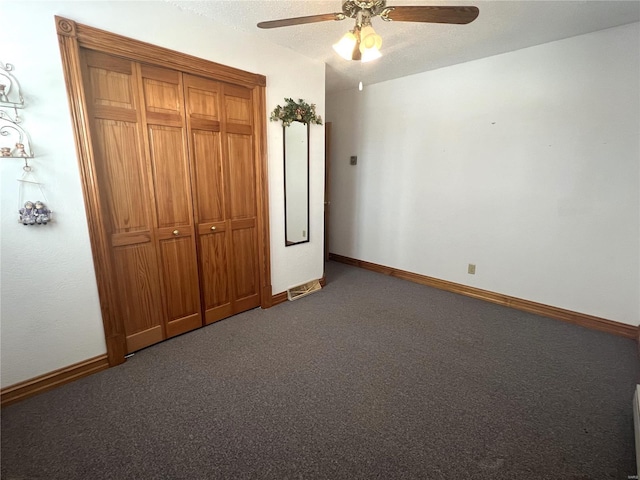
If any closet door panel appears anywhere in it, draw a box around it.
[224,85,251,126]
[147,125,192,228]
[84,51,135,110]
[93,119,150,235]
[82,50,167,353]
[191,126,232,323]
[231,224,260,309]
[227,131,260,311]
[83,51,148,237]
[192,130,224,223]
[159,235,202,337]
[184,75,235,321]
[227,133,256,220]
[141,65,182,114]
[191,128,231,323]
[224,85,260,312]
[141,66,203,336]
[187,79,221,121]
[200,228,233,324]
[113,244,164,351]
[185,76,224,225]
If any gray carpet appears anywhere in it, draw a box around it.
[1,261,638,479]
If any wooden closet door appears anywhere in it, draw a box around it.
[184,75,232,324]
[81,50,165,352]
[79,50,261,354]
[223,84,261,313]
[138,65,203,338]
[184,76,261,321]
[62,19,272,365]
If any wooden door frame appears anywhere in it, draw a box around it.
[56,17,272,367]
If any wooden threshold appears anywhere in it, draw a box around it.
[329,253,638,340]
[1,355,109,408]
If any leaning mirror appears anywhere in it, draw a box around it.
[284,121,309,245]
[270,97,322,247]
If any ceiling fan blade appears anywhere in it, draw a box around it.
[257,12,343,29]
[385,6,479,25]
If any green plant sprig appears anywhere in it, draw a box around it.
[270,97,323,127]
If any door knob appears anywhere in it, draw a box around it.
[172,230,179,236]
[210,226,216,231]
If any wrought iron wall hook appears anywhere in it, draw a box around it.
[0,61,34,159]
[0,61,25,108]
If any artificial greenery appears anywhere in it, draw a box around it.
[270,98,323,127]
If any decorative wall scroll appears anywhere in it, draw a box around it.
[0,61,34,158]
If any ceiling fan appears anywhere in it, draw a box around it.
[257,1,479,62]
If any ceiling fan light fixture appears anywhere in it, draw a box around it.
[333,30,358,60]
[360,46,382,62]
[359,24,382,51]
[256,3,481,63]
[358,23,382,62]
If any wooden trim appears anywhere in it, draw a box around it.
[329,253,637,339]
[126,326,163,353]
[56,18,127,367]
[1,355,109,408]
[55,17,266,88]
[271,291,289,306]
[254,85,273,309]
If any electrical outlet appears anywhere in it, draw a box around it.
[468,264,476,275]
[350,155,358,165]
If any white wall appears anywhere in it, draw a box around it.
[327,23,639,326]
[0,1,325,388]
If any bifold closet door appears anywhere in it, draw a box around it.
[138,64,203,339]
[223,83,261,313]
[81,50,202,353]
[80,49,261,354]
[184,75,261,324]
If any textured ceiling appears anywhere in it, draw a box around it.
[169,0,640,93]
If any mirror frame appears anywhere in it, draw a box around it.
[283,121,310,246]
